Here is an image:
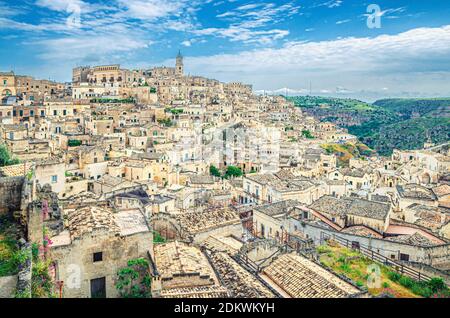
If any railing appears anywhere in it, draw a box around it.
[326,233,438,284]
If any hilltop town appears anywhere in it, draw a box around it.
[0,53,449,299]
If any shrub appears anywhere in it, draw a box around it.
[337,256,346,263]
[209,165,221,178]
[388,271,401,282]
[339,263,351,273]
[411,284,432,298]
[153,231,166,244]
[68,140,82,147]
[31,243,39,261]
[428,277,447,293]
[382,282,390,289]
[0,144,20,167]
[301,130,314,139]
[399,276,414,289]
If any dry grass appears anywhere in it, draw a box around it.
[317,243,419,298]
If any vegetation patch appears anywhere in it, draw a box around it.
[316,242,449,298]
[321,142,373,166]
[0,216,21,277]
[68,140,82,147]
[153,231,166,244]
[115,258,151,298]
[209,165,243,179]
[287,96,450,156]
[0,144,20,167]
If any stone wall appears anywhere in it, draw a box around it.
[0,177,24,215]
[51,230,153,298]
[15,242,32,298]
[0,275,18,298]
[192,223,243,244]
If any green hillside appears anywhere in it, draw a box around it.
[374,98,450,119]
[287,96,450,156]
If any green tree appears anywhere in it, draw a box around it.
[115,258,151,298]
[301,130,314,139]
[209,165,221,178]
[0,144,19,167]
[225,166,243,179]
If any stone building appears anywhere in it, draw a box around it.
[50,205,153,298]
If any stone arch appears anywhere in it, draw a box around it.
[2,89,12,96]
[150,212,184,241]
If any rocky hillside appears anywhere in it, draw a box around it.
[287,96,450,156]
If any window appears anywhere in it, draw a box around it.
[51,175,58,183]
[53,110,57,116]
[400,253,410,262]
[352,241,360,250]
[93,252,103,262]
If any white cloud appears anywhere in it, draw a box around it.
[116,0,187,20]
[182,25,450,95]
[181,40,192,47]
[336,19,350,24]
[211,2,298,43]
[35,33,150,62]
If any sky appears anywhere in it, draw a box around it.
[1,0,450,101]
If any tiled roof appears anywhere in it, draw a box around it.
[255,200,300,217]
[341,225,383,238]
[262,253,361,298]
[433,184,450,198]
[66,206,120,240]
[385,232,438,247]
[0,163,30,177]
[202,235,243,254]
[160,285,229,298]
[154,241,218,289]
[309,195,390,221]
[178,207,240,234]
[208,251,275,298]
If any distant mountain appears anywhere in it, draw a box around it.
[255,88,308,95]
[374,98,450,119]
[287,96,450,156]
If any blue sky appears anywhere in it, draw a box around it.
[1,0,450,100]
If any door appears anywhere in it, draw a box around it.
[90,277,106,298]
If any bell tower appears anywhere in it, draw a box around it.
[175,50,184,77]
